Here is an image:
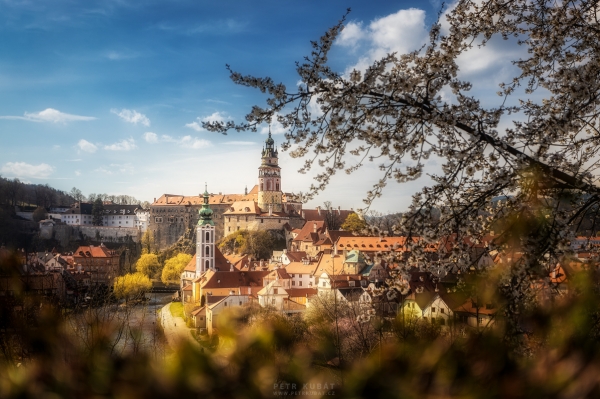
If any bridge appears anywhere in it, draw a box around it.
[149,282,180,293]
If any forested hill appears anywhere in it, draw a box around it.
[0,176,74,208]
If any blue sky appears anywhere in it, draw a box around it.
[0,0,486,212]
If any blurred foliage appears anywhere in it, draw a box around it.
[2,286,600,398]
[3,249,600,397]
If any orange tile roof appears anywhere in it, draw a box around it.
[336,236,410,252]
[223,201,261,215]
[287,288,318,298]
[184,255,196,272]
[73,245,118,258]
[152,185,297,207]
[263,268,292,280]
[301,208,355,222]
[284,251,308,262]
[314,255,345,276]
[294,221,326,243]
[285,261,318,275]
[198,270,270,289]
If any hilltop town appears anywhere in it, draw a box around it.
[2,132,598,342]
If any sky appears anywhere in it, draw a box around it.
[0,0,522,213]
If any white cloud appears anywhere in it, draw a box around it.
[77,139,98,153]
[0,108,96,123]
[337,21,365,50]
[259,113,287,135]
[104,138,137,151]
[185,111,229,132]
[336,9,429,75]
[111,108,150,127]
[1,162,54,179]
[143,132,158,143]
[75,170,81,176]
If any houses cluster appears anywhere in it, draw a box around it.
[0,243,121,306]
[181,190,600,334]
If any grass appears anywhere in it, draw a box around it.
[170,302,184,319]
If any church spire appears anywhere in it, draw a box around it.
[198,183,214,226]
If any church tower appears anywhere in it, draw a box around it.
[257,132,283,213]
[196,184,215,276]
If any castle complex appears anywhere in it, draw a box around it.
[148,133,304,249]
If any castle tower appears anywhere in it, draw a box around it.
[257,132,283,213]
[196,184,215,276]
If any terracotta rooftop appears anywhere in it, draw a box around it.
[285,251,308,262]
[296,221,325,241]
[183,255,196,272]
[198,270,270,289]
[73,244,118,258]
[337,236,410,252]
[314,254,345,276]
[223,201,261,215]
[285,261,318,275]
[287,288,318,298]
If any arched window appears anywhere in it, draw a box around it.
[205,245,210,256]
[276,183,279,191]
[267,181,272,190]
[205,231,210,242]
[205,260,210,270]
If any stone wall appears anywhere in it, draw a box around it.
[78,226,140,243]
[149,203,230,250]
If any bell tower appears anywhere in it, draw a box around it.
[196,184,215,276]
[257,132,283,213]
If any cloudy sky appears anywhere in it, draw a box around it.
[0,0,518,212]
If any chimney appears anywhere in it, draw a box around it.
[230,264,234,272]
[338,206,341,215]
[165,195,169,203]
[269,203,273,216]
[313,223,317,233]
[153,198,156,203]
[317,206,321,215]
